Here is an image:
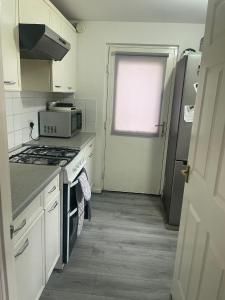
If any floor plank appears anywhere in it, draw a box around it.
[40,192,177,300]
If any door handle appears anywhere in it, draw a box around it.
[48,201,59,213]
[4,81,16,85]
[155,122,166,137]
[48,186,56,194]
[15,239,29,258]
[181,165,191,183]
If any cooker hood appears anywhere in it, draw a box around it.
[19,24,71,61]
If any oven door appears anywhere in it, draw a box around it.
[63,178,80,264]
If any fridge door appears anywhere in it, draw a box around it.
[168,160,186,226]
[176,54,202,161]
[162,56,187,216]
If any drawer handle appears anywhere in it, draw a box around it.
[13,219,27,236]
[4,80,16,85]
[89,153,94,158]
[68,86,72,90]
[15,239,29,258]
[55,85,61,88]
[48,186,56,194]
[48,201,59,213]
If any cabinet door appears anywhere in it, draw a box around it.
[52,22,77,93]
[45,193,60,282]
[14,213,45,300]
[85,152,94,187]
[19,0,51,25]
[2,0,21,91]
[68,27,77,92]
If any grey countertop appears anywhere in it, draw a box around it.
[10,163,61,220]
[26,132,96,150]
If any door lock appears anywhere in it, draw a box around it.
[181,165,191,183]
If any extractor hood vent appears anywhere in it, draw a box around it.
[19,24,71,61]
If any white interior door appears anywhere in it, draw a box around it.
[172,1,225,299]
[104,45,177,194]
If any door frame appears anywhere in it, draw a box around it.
[102,43,178,193]
[0,6,18,299]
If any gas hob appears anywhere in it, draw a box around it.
[9,145,86,183]
[9,146,79,167]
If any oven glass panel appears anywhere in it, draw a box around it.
[70,181,77,212]
[69,212,78,256]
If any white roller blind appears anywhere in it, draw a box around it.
[112,54,167,136]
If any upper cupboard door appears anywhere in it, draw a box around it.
[49,9,62,35]
[2,0,21,91]
[19,0,51,25]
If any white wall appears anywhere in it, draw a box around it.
[76,21,205,192]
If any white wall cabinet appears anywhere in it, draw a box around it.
[19,0,51,26]
[19,0,77,93]
[14,213,45,300]
[44,192,60,282]
[13,175,60,300]
[2,0,21,91]
[51,21,77,93]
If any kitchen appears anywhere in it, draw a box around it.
[1,1,225,300]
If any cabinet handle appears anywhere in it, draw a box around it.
[4,81,16,85]
[68,86,72,90]
[12,219,26,236]
[55,85,61,88]
[15,239,29,258]
[48,186,56,194]
[48,201,59,213]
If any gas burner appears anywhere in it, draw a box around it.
[9,146,79,167]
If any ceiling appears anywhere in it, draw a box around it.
[50,0,208,24]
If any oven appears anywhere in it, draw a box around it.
[63,178,79,263]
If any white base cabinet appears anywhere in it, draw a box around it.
[14,213,45,300]
[13,175,60,300]
[44,192,60,282]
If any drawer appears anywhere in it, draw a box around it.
[43,176,60,207]
[13,194,43,245]
[85,139,95,158]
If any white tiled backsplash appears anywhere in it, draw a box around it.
[5,91,53,150]
[5,92,97,151]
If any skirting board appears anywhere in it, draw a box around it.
[92,186,102,194]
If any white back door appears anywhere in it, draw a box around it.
[172,1,225,299]
[104,45,177,194]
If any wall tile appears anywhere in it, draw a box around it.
[14,130,23,146]
[22,128,30,144]
[7,116,14,133]
[14,114,22,131]
[7,133,15,149]
[5,98,13,116]
[13,97,23,115]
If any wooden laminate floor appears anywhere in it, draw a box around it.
[40,192,178,300]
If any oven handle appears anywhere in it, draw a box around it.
[70,179,79,188]
[69,208,78,217]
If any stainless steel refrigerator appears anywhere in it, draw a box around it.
[162,53,201,227]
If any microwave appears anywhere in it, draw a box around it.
[39,110,82,138]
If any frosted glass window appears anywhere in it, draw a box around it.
[112,54,167,136]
